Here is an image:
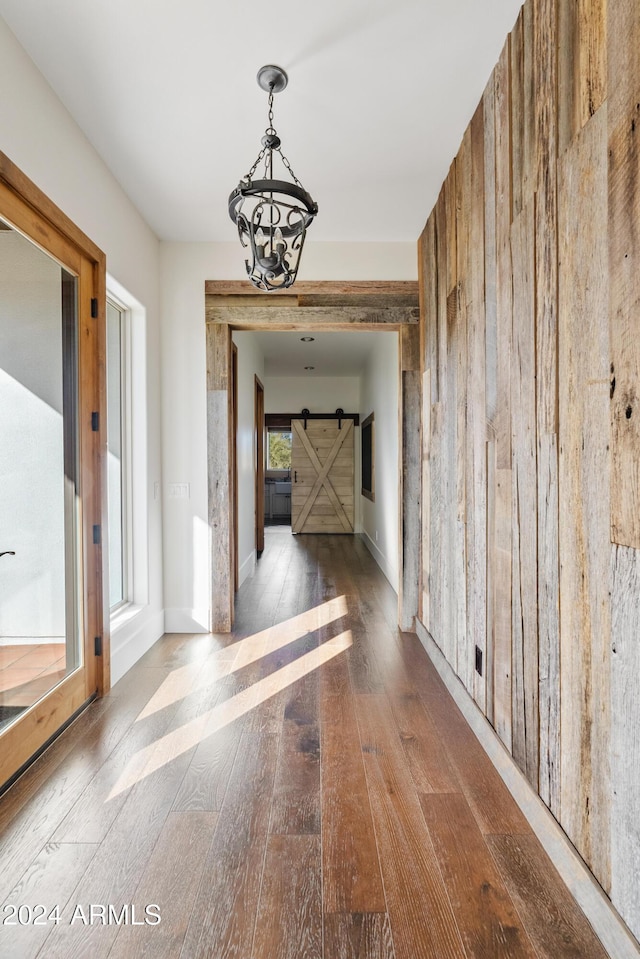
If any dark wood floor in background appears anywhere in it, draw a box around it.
[0,529,609,958]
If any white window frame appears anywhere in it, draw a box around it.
[106,294,133,611]
[106,276,148,628]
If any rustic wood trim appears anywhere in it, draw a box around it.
[231,342,238,592]
[207,281,419,632]
[206,305,419,329]
[207,322,234,631]
[255,377,265,555]
[0,153,107,787]
[205,280,419,297]
[0,152,104,263]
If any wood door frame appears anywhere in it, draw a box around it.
[205,281,421,633]
[231,341,239,591]
[0,152,107,788]
[255,376,265,555]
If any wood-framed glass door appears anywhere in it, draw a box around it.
[0,155,107,790]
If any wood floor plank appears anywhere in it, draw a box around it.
[420,793,538,958]
[180,731,279,959]
[487,834,609,959]
[354,693,466,959]
[34,740,197,958]
[171,722,241,812]
[108,811,218,959]
[395,631,529,836]
[269,671,320,836]
[324,913,395,959]
[321,655,386,913]
[0,842,97,959]
[388,692,460,794]
[252,835,322,959]
[0,672,169,900]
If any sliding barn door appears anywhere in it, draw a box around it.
[291,418,354,533]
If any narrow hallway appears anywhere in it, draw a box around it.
[0,529,607,958]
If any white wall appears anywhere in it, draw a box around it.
[0,17,164,681]
[232,332,265,587]
[160,240,416,631]
[359,332,400,591]
[264,376,360,415]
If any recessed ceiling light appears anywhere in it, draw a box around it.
[300,336,315,342]
[304,366,315,371]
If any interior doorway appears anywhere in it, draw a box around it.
[205,281,421,632]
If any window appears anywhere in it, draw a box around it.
[106,297,130,609]
[267,430,292,469]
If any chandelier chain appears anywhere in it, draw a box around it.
[243,85,304,189]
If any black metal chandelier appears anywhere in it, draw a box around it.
[228,65,318,292]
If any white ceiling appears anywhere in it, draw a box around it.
[0,0,523,244]
[237,329,393,376]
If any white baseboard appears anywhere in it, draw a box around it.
[359,531,398,592]
[110,608,165,685]
[238,550,256,588]
[163,607,209,634]
[414,619,640,959]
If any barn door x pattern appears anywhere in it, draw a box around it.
[291,418,354,534]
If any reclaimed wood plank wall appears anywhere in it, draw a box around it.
[417,0,640,941]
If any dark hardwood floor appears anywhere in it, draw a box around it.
[0,528,609,958]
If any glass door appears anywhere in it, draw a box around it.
[0,220,81,730]
[0,157,106,790]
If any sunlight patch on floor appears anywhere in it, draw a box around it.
[108,628,352,799]
[136,595,348,720]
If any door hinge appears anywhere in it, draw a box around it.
[91,411,99,432]
[92,524,101,545]
[91,298,98,318]
[94,635,102,656]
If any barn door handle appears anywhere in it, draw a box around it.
[0,551,16,558]
[294,471,297,483]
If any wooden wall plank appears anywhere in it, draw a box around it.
[468,102,487,712]
[558,104,611,892]
[456,129,471,692]
[422,369,431,627]
[609,0,640,548]
[495,39,513,470]
[511,6,535,218]
[484,71,498,436]
[431,190,449,656]
[534,0,561,818]
[443,165,459,672]
[492,454,513,753]
[610,545,640,942]
[558,0,607,154]
[510,200,538,788]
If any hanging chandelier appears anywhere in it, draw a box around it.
[228,65,318,292]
